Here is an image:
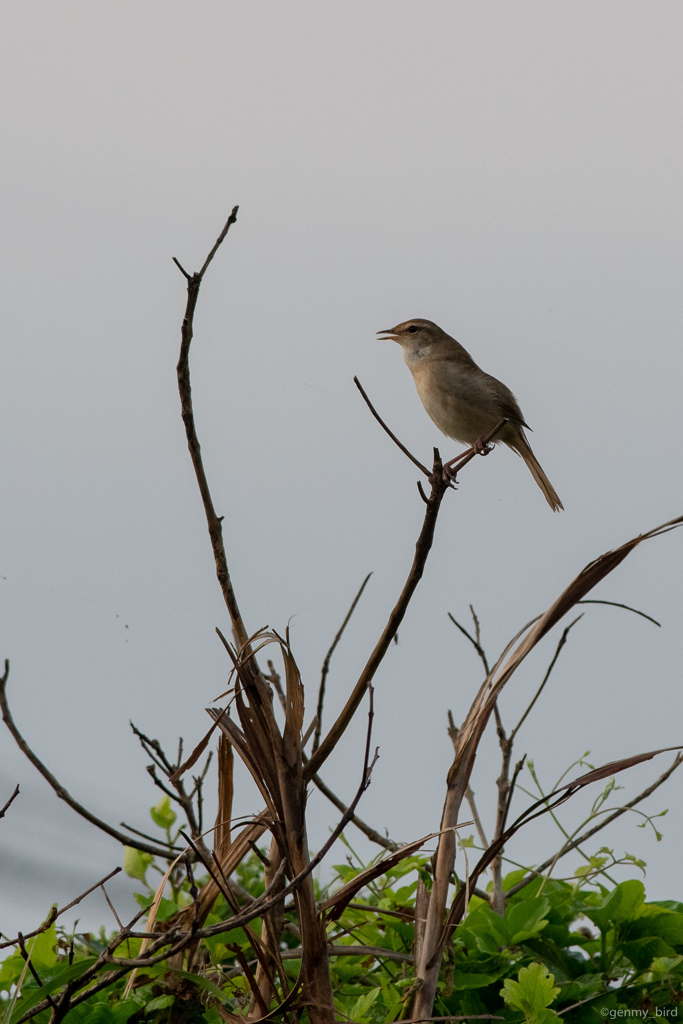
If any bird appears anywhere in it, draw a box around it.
[378,318,563,511]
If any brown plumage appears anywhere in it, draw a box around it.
[378,318,563,511]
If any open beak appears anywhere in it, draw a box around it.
[376,328,398,340]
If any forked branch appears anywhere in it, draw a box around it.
[174,206,252,653]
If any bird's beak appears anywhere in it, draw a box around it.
[376,328,398,341]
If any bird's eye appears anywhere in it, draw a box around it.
[408,325,419,333]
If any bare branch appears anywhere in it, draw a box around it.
[354,376,430,476]
[305,450,450,780]
[100,885,124,932]
[577,598,661,627]
[313,572,373,753]
[0,867,122,951]
[0,783,20,819]
[119,821,182,850]
[447,613,490,676]
[0,664,172,859]
[345,902,414,921]
[280,943,414,964]
[510,615,583,742]
[175,206,254,654]
[305,760,399,851]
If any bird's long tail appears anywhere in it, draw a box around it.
[508,433,563,512]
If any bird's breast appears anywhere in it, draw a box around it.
[407,357,505,445]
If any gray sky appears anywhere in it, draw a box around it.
[2,1,683,939]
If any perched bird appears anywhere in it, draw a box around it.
[378,318,563,511]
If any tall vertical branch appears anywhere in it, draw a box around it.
[174,206,252,653]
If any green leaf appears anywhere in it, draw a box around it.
[501,962,560,1022]
[651,911,683,946]
[502,868,528,891]
[25,926,59,971]
[0,950,26,992]
[507,897,551,945]
[62,1006,117,1024]
[123,846,153,883]
[574,856,608,878]
[61,1003,140,1024]
[347,986,381,1022]
[556,972,604,1005]
[6,957,97,1024]
[201,1009,224,1024]
[451,954,509,990]
[651,954,683,975]
[586,878,645,930]
[144,994,175,1012]
[149,795,177,831]
[621,936,676,971]
[378,976,402,1022]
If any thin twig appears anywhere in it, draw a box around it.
[23,906,150,1021]
[510,615,583,742]
[505,752,683,898]
[0,663,172,858]
[266,658,287,711]
[279,944,414,964]
[313,572,373,753]
[344,903,414,921]
[447,613,490,676]
[0,783,20,819]
[353,376,430,476]
[180,830,232,909]
[130,722,172,773]
[577,598,661,627]
[305,449,450,780]
[17,933,57,1010]
[0,866,123,951]
[120,821,183,851]
[304,760,399,851]
[100,885,123,931]
[133,722,211,860]
[503,756,527,834]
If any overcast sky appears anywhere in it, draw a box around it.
[2,1,683,939]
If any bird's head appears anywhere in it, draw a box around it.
[377,319,445,349]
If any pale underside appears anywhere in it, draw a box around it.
[407,354,528,450]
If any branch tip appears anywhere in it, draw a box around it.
[172,256,191,279]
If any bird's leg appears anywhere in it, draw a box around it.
[442,435,496,482]
[472,434,494,456]
[442,447,474,482]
